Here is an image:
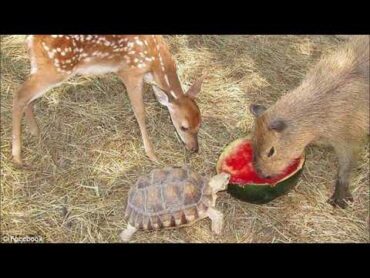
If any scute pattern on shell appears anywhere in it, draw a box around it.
[125,167,212,230]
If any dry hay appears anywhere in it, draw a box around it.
[1,35,368,243]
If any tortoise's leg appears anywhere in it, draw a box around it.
[207,208,224,235]
[120,224,137,242]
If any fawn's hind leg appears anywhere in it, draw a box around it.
[24,101,40,136]
[12,72,65,165]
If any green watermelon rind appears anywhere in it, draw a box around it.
[217,137,305,204]
[227,162,305,204]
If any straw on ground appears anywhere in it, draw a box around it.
[1,35,368,243]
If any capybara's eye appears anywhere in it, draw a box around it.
[181,126,189,132]
[267,147,275,157]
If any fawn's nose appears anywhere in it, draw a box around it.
[185,139,199,153]
[186,143,198,153]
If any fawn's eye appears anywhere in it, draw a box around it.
[267,147,275,157]
[181,126,189,132]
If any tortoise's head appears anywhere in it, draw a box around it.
[210,172,231,192]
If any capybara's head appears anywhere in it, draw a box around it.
[249,104,305,178]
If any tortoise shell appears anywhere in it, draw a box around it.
[125,167,212,230]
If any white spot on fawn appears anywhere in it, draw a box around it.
[124,56,131,64]
[170,90,177,99]
[164,74,170,86]
[135,40,144,46]
[42,42,50,51]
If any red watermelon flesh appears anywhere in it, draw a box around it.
[217,139,301,185]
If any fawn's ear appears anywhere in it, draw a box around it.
[153,86,173,106]
[249,104,267,117]
[268,119,287,132]
[186,73,207,99]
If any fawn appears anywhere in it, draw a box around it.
[12,35,206,165]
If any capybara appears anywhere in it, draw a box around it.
[250,36,369,208]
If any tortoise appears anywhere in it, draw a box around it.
[120,166,231,242]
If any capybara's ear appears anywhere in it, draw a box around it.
[268,119,287,132]
[249,104,266,117]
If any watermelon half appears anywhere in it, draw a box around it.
[216,137,305,204]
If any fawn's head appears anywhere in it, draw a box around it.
[153,76,205,153]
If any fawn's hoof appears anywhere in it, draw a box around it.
[12,157,33,170]
[12,156,24,167]
[327,192,354,209]
[28,127,40,137]
[146,152,159,163]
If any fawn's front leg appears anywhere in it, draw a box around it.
[119,71,158,162]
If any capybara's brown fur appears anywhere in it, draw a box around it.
[250,35,369,208]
